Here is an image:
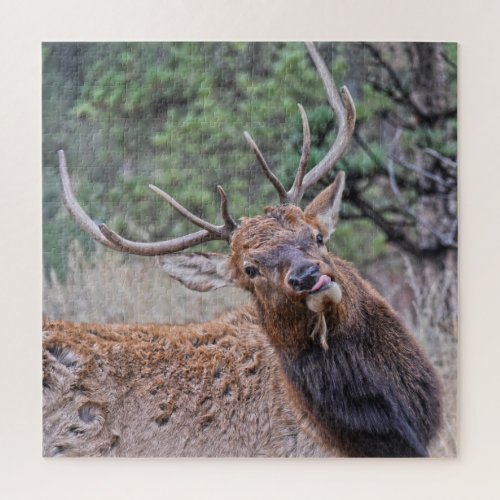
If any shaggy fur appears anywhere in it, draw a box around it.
[43,180,442,457]
[43,309,332,457]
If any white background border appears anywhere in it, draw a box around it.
[1,0,499,498]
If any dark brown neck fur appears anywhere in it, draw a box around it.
[257,257,442,457]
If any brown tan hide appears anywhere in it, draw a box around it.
[43,310,333,457]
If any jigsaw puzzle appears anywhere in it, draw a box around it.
[42,42,457,457]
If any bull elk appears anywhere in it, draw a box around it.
[43,42,442,457]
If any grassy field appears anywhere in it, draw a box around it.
[43,243,457,457]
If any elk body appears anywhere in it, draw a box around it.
[43,43,442,457]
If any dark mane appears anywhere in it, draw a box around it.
[280,328,442,457]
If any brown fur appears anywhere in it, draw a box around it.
[43,309,333,457]
[43,181,442,457]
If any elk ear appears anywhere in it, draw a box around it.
[304,171,345,241]
[159,253,234,292]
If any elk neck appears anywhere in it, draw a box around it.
[254,254,355,354]
[254,256,442,457]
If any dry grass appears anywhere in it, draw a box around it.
[43,244,457,457]
[44,243,248,324]
[401,255,457,458]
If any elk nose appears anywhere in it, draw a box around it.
[288,264,321,292]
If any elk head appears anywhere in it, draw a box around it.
[58,42,356,352]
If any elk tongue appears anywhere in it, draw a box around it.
[310,274,332,293]
[306,276,342,312]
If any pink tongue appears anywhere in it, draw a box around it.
[310,274,331,293]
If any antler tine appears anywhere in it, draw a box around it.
[217,185,237,231]
[243,131,288,203]
[148,184,229,239]
[58,150,234,256]
[287,42,356,205]
[287,103,311,202]
[58,149,123,252]
[149,184,236,239]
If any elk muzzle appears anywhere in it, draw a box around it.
[287,263,321,292]
[286,260,343,312]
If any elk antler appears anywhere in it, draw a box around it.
[245,42,356,206]
[58,150,236,256]
[59,43,354,255]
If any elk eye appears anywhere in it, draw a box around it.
[244,265,259,278]
[316,233,324,245]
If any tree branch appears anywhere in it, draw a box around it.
[345,187,456,258]
[362,43,428,120]
[391,155,453,188]
[422,148,457,170]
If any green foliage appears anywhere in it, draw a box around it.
[356,83,394,123]
[333,219,387,267]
